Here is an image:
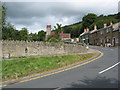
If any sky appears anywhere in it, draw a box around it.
[3,0,120,33]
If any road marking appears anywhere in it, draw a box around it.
[0,50,103,87]
[99,62,120,74]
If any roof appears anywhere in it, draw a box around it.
[112,22,120,31]
[80,31,89,37]
[51,31,55,35]
[47,25,51,28]
[79,22,120,37]
[90,29,98,33]
[90,25,113,34]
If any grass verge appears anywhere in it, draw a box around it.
[2,53,96,82]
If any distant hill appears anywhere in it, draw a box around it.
[62,12,120,38]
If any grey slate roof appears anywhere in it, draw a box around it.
[79,22,120,37]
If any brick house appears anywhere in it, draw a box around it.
[59,31,71,40]
[79,21,120,47]
[46,25,71,41]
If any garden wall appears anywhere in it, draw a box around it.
[1,40,87,59]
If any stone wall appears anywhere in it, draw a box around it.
[1,40,87,59]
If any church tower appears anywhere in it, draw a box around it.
[45,25,51,40]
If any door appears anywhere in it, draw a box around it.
[113,38,116,46]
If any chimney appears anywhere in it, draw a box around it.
[94,24,97,30]
[104,24,107,28]
[84,28,87,32]
[86,28,89,32]
[110,21,113,25]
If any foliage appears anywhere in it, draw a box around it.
[38,30,46,41]
[63,22,83,38]
[54,23,62,34]
[2,53,95,81]
[25,48,28,53]
[2,3,6,26]
[19,28,28,41]
[1,3,120,40]
[48,37,58,42]
[1,3,46,41]
[62,13,120,38]
[82,13,97,28]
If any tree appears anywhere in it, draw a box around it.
[2,3,7,40]
[82,13,97,28]
[2,3,7,27]
[54,23,62,34]
[48,37,58,42]
[38,30,45,41]
[116,12,120,20]
[19,28,28,40]
[31,33,38,41]
[2,23,18,40]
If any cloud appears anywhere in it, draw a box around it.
[118,1,120,12]
[5,1,119,33]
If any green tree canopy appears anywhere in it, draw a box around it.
[19,28,28,40]
[38,30,46,41]
[54,23,62,34]
[82,13,97,28]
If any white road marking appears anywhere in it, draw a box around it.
[99,62,120,74]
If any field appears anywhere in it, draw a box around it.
[2,53,96,82]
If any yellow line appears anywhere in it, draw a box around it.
[0,49,103,87]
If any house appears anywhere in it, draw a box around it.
[45,25,71,41]
[112,23,120,46]
[79,28,90,44]
[59,31,71,40]
[79,21,120,47]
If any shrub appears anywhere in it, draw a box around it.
[49,37,58,42]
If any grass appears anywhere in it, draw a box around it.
[2,53,96,82]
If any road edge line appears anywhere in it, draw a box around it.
[1,49,104,87]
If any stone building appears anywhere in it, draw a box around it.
[79,28,90,44]
[45,25,51,40]
[79,21,120,47]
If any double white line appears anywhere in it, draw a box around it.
[99,62,120,74]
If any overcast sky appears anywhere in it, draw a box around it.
[5,0,120,33]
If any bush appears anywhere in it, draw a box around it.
[49,37,58,42]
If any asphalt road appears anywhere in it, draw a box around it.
[3,46,119,88]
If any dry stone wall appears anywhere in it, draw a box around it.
[1,40,87,59]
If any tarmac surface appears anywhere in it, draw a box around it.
[2,46,119,89]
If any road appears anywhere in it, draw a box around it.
[2,46,119,89]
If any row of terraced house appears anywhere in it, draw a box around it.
[79,21,120,47]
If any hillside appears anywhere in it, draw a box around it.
[62,12,120,38]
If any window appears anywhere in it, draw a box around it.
[107,29,110,33]
[100,31,103,35]
[106,37,110,42]
[116,39,119,43]
[90,40,92,44]
[96,32,98,36]
[101,39,104,44]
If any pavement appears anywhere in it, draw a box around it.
[2,46,119,89]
